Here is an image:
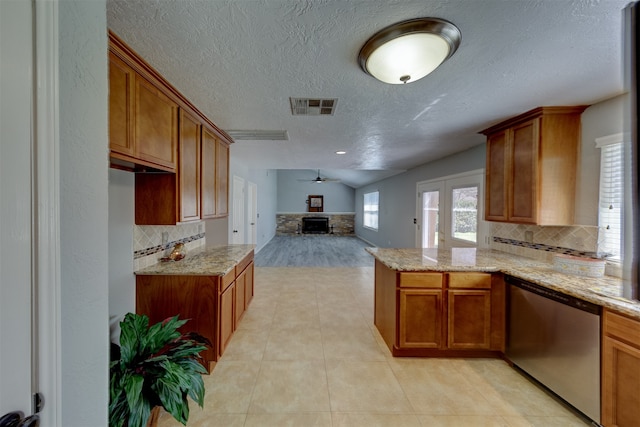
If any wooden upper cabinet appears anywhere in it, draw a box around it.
[485,130,508,221]
[134,76,179,170]
[108,51,178,172]
[201,127,218,219]
[216,140,230,217]
[482,106,587,225]
[178,110,201,222]
[109,31,233,224]
[108,52,134,157]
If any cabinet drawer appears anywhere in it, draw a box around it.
[448,272,492,289]
[399,272,443,288]
[236,252,253,276]
[604,309,640,348]
[219,269,235,293]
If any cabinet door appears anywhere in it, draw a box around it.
[108,53,134,156]
[215,140,229,217]
[178,110,201,222]
[244,262,254,307]
[485,130,508,221]
[201,127,217,219]
[219,282,234,356]
[134,75,178,170]
[447,289,491,349]
[235,270,246,324]
[398,289,442,348]
[509,119,539,223]
[602,336,640,427]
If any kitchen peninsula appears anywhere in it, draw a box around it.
[367,247,640,426]
[135,244,255,372]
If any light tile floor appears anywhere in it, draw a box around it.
[158,267,591,426]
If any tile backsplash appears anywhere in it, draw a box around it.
[489,223,604,261]
[134,222,205,270]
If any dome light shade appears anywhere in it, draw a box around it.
[358,18,461,84]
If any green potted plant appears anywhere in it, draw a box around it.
[109,313,211,427]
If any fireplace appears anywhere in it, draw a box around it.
[302,217,329,234]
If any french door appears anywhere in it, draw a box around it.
[416,171,487,249]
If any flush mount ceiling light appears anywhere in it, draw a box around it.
[358,18,461,84]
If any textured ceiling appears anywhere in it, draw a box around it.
[107,0,629,187]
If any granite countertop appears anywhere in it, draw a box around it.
[135,244,255,276]
[366,247,640,321]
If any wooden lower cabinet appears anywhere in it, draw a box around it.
[399,289,442,348]
[447,289,491,350]
[602,309,640,427]
[374,260,504,357]
[219,280,234,356]
[234,269,246,324]
[136,252,254,372]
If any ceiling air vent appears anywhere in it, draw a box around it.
[290,98,338,116]
[225,130,289,140]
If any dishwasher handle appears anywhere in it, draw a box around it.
[505,275,601,315]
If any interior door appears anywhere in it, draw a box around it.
[231,176,245,244]
[247,182,257,245]
[1,0,36,422]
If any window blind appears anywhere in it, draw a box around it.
[597,135,624,262]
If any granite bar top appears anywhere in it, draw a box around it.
[366,247,640,321]
[135,244,255,276]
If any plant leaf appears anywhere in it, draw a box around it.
[119,313,149,365]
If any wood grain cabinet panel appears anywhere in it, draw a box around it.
[136,252,254,372]
[244,262,254,307]
[215,140,229,217]
[234,269,246,324]
[447,290,491,349]
[485,130,508,221]
[602,309,640,427]
[399,272,443,288]
[178,109,201,222]
[374,264,504,357]
[482,106,587,225]
[136,275,218,368]
[108,31,232,222]
[399,289,443,348]
[108,52,134,157]
[134,76,179,170]
[200,127,218,219]
[219,281,234,356]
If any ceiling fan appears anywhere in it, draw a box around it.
[297,170,340,184]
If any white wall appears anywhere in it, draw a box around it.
[575,94,628,225]
[229,156,278,252]
[108,169,135,342]
[59,0,109,424]
[354,95,629,248]
[355,144,486,248]
[277,169,355,213]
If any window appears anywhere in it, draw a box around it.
[451,185,478,244]
[363,191,379,230]
[597,134,625,262]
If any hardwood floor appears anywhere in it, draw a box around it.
[255,235,374,267]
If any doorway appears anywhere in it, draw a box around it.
[232,175,245,244]
[1,0,59,424]
[416,170,487,249]
[248,182,257,245]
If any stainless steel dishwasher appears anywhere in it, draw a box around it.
[505,275,601,424]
